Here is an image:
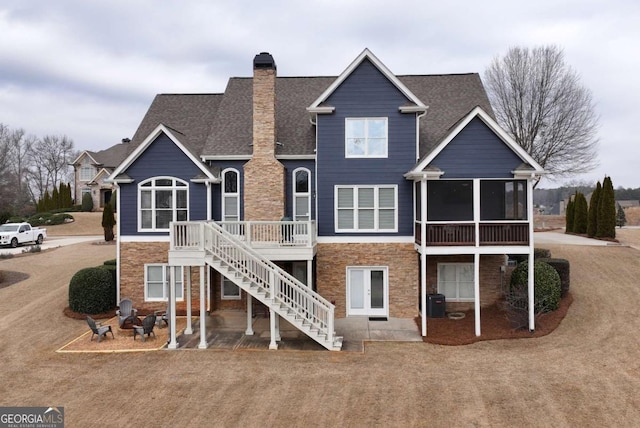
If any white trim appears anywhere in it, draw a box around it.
[108,124,217,182]
[71,150,98,166]
[308,48,426,112]
[437,262,475,303]
[318,236,413,244]
[334,185,398,233]
[307,106,336,114]
[345,117,388,159]
[407,106,545,176]
[276,154,317,160]
[200,155,252,161]
[293,167,311,222]
[221,276,242,300]
[346,266,389,317]
[120,235,171,243]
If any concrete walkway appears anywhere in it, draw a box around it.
[534,230,617,246]
[176,310,422,352]
[0,235,105,256]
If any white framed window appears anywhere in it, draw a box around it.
[221,276,241,300]
[80,166,95,181]
[335,185,397,232]
[138,177,188,231]
[144,264,184,302]
[345,118,388,158]
[222,168,240,221]
[293,168,311,221]
[437,263,475,302]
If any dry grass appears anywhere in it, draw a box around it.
[45,212,104,236]
[2,234,640,426]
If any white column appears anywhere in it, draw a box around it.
[527,177,536,332]
[306,259,313,287]
[245,294,254,335]
[206,266,211,312]
[198,265,207,349]
[420,179,427,337]
[275,312,281,341]
[473,179,481,247]
[168,265,178,349]
[115,183,121,303]
[474,252,481,336]
[185,267,193,334]
[269,309,278,350]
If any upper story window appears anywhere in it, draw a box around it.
[139,177,188,231]
[345,118,388,158]
[293,168,311,221]
[335,185,397,232]
[222,169,240,221]
[480,180,527,221]
[80,166,95,181]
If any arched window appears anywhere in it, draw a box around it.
[138,177,188,231]
[222,168,240,221]
[293,168,311,221]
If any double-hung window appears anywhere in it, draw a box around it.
[293,168,311,221]
[221,276,241,300]
[222,169,240,221]
[345,118,388,158]
[139,177,188,231]
[335,185,397,232]
[80,166,95,181]
[437,263,474,302]
[145,264,184,301]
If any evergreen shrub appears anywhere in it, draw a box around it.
[68,267,116,314]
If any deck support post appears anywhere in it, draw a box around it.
[245,295,254,335]
[198,265,207,349]
[269,309,278,350]
[167,265,178,349]
[185,267,193,334]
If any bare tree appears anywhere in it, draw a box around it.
[484,46,599,182]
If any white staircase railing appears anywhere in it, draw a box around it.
[171,221,341,351]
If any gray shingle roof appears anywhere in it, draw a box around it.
[87,142,135,168]
[129,72,492,160]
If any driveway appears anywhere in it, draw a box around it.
[1,239,640,426]
[0,235,104,256]
[534,230,615,246]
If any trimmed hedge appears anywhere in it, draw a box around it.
[538,258,570,297]
[68,267,116,314]
[509,248,552,264]
[509,260,562,313]
[27,212,74,227]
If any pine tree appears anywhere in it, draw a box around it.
[587,181,601,237]
[565,194,575,233]
[43,191,52,212]
[616,204,627,228]
[573,192,588,234]
[52,187,60,210]
[102,202,116,241]
[597,176,616,238]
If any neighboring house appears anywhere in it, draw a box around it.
[71,140,133,209]
[108,49,544,351]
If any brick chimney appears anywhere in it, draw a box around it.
[243,52,285,221]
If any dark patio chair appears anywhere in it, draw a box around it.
[116,298,138,328]
[86,316,114,342]
[133,314,157,342]
[154,303,170,329]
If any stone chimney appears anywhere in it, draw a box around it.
[243,52,285,221]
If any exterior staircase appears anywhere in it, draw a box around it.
[171,221,342,351]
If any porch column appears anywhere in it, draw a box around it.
[246,295,254,335]
[198,265,207,349]
[269,309,278,350]
[527,178,536,332]
[420,179,427,337]
[307,259,313,287]
[185,267,193,334]
[474,252,481,336]
[206,266,211,312]
[168,265,178,349]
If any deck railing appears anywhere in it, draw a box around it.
[415,222,529,246]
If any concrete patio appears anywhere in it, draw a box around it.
[175,310,422,352]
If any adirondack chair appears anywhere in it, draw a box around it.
[116,298,138,328]
[133,314,157,342]
[154,303,170,329]
[86,316,114,342]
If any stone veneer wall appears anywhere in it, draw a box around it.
[425,254,507,312]
[316,243,419,318]
[120,241,203,312]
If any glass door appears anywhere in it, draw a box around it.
[347,267,387,316]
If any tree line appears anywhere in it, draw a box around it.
[0,123,77,217]
[566,176,618,238]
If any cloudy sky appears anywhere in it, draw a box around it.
[1,0,638,188]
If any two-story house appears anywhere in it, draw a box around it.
[108,49,544,351]
[72,140,133,209]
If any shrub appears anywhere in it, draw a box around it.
[68,267,116,314]
[101,261,117,287]
[509,248,552,264]
[103,259,117,266]
[27,212,73,227]
[81,193,94,212]
[509,260,562,313]
[538,258,570,297]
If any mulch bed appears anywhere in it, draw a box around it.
[419,292,573,345]
[0,270,30,290]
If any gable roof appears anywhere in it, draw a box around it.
[406,106,545,178]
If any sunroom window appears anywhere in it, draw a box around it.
[480,180,527,220]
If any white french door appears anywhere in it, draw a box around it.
[347,267,388,316]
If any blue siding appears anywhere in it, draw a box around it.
[430,118,524,178]
[210,160,246,220]
[317,59,417,237]
[282,160,316,220]
[119,133,208,236]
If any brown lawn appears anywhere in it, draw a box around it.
[1,235,640,426]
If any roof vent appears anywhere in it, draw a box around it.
[253,52,276,70]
